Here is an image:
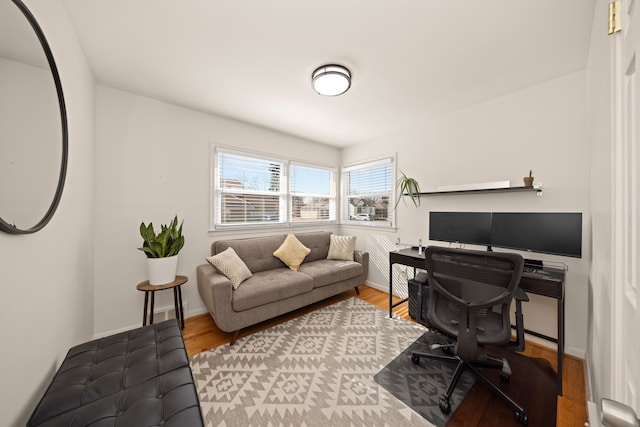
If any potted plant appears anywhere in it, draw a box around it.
[523,170,534,187]
[395,171,421,208]
[138,215,185,285]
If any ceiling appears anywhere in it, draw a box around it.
[61,0,596,147]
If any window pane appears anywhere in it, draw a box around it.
[220,193,280,223]
[218,152,282,192]
[292,196,331,221]
[343,158,393,227]
[290,163,335,222]
[215,150,285,226]
[291,165,330,195]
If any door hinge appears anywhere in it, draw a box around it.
[609,1,622,35]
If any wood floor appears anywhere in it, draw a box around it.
[182,285,588,427]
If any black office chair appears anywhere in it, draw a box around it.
[411,246,528,425]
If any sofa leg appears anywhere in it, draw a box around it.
[229,330,240,346]
[354,286,360,295]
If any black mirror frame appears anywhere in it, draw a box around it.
[0,0,68,234]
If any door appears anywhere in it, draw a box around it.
[611,0,640,412]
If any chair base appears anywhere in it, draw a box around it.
[411,350,528,425]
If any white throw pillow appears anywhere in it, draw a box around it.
[206,247,252,289]
[273,232,311,271]
[327,235,356,261]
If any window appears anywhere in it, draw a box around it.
[342,157,394,227]
[212,147,336,229]
[290,163,336,222]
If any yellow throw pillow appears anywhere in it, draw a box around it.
[273,232,311,271]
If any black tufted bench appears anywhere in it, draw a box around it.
[27,319,204,427]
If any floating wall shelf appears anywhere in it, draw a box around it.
[417,185,543,196]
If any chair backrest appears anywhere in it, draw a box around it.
[424,246,524,361]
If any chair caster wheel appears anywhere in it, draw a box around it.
[411,354,420,365]
[516,411,528,425]
[439,397,451,414]
[500,372,511,381]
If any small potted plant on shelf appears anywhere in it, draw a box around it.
[523,170,534,187]
[138,215,185,285]
[395,171,421,208]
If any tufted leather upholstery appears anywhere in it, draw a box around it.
[28,319,204,427]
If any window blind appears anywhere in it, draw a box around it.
[342,157,394,226]
[216,151,284,225]
[290,163,335,222]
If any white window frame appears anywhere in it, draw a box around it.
[210,145,337,231]
[341,156,396,228]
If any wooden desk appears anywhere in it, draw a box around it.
[136,275,188,329]
[389,248,566,395]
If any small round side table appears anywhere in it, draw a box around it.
[136,275,188,329]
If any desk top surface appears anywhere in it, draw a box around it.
[390,247,565,283]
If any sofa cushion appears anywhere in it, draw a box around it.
[206,247,252,289]
[273,232,311,271]
[297,259,364,288]
[327,235,356,261]
[295,231,331,262]
[213,235,288,273]
[232,269,313,312]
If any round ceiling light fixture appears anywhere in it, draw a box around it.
[311,64,351,96]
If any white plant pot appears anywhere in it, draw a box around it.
[146,255,179,285]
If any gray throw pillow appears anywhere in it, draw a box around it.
[206,247,252,289]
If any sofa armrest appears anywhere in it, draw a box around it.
[196,264,236,332]
[354,250,369,282]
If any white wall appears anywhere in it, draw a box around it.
[342,71,590,357]
[94,86,341,335]
[585,0,615,406]
[0,1,96,426]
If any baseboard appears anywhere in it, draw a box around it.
[364,280,387,293]
[93,304,209,340]
[587,400,601,427]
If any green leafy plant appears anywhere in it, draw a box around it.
[395,171,421,208]
[529,169,533,178]
[138,215,185,258]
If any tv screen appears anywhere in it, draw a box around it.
[429,212,492,246]
[491,212,582,258]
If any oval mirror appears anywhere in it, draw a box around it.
[0,0,68,234]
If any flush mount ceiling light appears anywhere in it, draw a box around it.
[312,64,351,96]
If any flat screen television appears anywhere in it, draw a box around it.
[491,212,582,258]
[429,212,492,246]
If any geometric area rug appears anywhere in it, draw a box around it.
[190,297,437,426]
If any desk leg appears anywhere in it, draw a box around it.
[389,262,394,318]
[149,291,155,325]
[557,297,565,395]
[143,291,149,326]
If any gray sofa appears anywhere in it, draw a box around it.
[196,231,368,344]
